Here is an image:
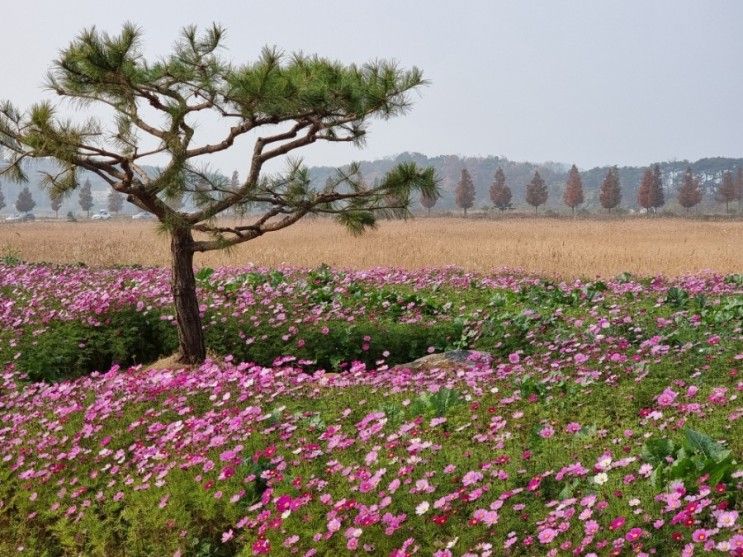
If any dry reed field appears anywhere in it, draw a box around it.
[1,217,741,277]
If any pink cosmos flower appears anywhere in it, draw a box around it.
[584,520,600,536]
[462,470,483,486]
[656,388,678,406]
[252,539,270,555]
[716,510,738,528]
[473,508,499,526]
[625,527,643,542]
[327,518,341,533]
[539,425,555,438]
[538,528,558,544]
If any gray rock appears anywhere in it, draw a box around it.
[395,350,491,370]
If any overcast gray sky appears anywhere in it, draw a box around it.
[2,0,742,171]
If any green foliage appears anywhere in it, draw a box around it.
[664,286,690,308]
[15,309,178,382]
[0,246,22,266]
[475,307,551,357]
[409,388,464,418]
[195,267,215,283]
[641,429,737,489]
[518,375,547,400]
[701,296,743,324]
[205,316,462,371]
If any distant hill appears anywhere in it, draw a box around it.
[1,154,741,216]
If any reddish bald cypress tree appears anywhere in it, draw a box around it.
[489,167,512,211]
[716,171,736,212]
[455,168,475,217]
[50,192,63,218]
[638,165,664,214]
[599,167,621,212]
[677,167,702,212]
[420,190,437,215]
[637,169,654,213]
[651,164,665,211]
[525,170,548,213]
[563,164,584,215]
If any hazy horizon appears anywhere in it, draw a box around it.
[2,0,742,173]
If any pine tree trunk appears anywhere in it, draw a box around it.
[171,227,206,364]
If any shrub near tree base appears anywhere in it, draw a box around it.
[206,316,463,371]
[15,308,178,382]
[9,310,462,382]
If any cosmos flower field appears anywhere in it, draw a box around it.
[0,262,741,556]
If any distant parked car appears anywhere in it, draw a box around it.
[5,214,22,222]
[91,210,111,220]
[132,211,155,220]
[21,213,35,222]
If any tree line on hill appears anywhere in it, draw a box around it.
[441,163,743,216]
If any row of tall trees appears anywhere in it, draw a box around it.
[440,165,743,215]
[0,178,126,217]
[4,164,743,218]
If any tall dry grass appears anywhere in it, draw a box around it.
[1,217,741,277]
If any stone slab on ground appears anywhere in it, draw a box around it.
[394,350,491,370]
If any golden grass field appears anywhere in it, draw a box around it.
[1,217,741,277]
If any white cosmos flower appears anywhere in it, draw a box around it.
[415,501,430,515]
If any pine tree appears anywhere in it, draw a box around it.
[715,171,736,212]
[50,192,63,218]
[525,170,548,213]
[108,190,124,214]
[489,167,512,211]
[599,167,621,212]
[420,190,437,215]
[455,168,475,217]
[563,164,584,215]
[0,184,5,212]
[16,186,36,213]
[677,167,702,212]
[0,24,437,364]
[79,179,93,217]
